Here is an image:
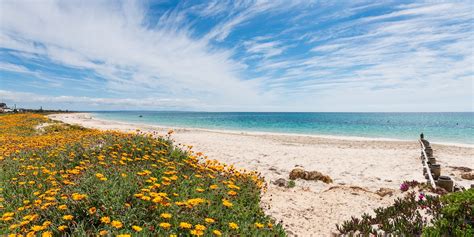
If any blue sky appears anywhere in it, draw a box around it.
[0,0,473,111]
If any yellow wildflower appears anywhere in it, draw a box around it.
[190,229,204,236]
[160,213,172,219]
[229,222,239,229]
[9,224,19,230]
[227,184,240,190]
[195,224,206,231]
[58,225,68,231]
[212,230,222,236]
[2,212,14,218]
[159,222,171,229]
[141,196,151,201]
[31,225,45,231]
[111,220,123,229]
[255,222,264,228]
[205,218,215,224]
[62,215,74,221]
[71,193,87,201]
[151,196,163,203]
[180,222,192,229]
[222,199,233,207]
[100,216,111,224]
[20,220,29,226]
[42,221,52,227]
[88,207,97,214]
[132,225,142,232]
[185,198,206,207]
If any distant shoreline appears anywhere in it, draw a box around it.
[85,112,474,148]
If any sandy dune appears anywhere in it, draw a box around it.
[48,113,474,236]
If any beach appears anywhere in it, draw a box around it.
[48,113,474,236]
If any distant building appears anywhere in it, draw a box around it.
[0,103,13,113]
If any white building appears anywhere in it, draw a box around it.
[0,103,13,113]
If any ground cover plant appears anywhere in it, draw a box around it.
[336,180,473,236]
[0,113,285,236]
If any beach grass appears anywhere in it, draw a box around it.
[0,113,285,236]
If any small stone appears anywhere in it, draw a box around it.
[289,168,333,183]
[305,171,333,183]
[289,168,305,180]
[453,184,465,192]
[273,178,288,187]
[449,166,472,172]
[461,172,474,180]
[269,166,281,175]
[375,188,394,197]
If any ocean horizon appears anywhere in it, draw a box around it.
[90,111,474,145]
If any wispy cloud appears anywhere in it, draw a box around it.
[244,39,288,58]
[0,90,200,110]
[0,0,262,108]
[248,1,473,111]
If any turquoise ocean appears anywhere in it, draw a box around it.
[91,112,474,144]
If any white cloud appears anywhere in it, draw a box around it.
[0,0,263,109]
[0,62,31,74]
[203,0,307,42]
[250,1,474,111]
[0,90,200,109]
[244,39,287,58]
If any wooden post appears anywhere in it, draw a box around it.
[419,139,437,188]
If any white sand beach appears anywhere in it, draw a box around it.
[48,113,474,236]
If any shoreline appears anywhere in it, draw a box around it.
[48,112,474,236]
[80,112,474,148]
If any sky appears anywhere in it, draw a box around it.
[0,0,473,112]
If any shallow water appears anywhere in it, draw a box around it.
[91,111,474,144]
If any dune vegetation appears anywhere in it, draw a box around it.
[0,113,285,236]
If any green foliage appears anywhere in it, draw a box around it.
[336,188,473,236]
[287,180,296,188]
[423,189,474,236]
[336,192,432,235]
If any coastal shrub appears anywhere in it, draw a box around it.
[423,189,474,236]
[336,192,431,235]
[0,113,285,236]
[336,185,474,236]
